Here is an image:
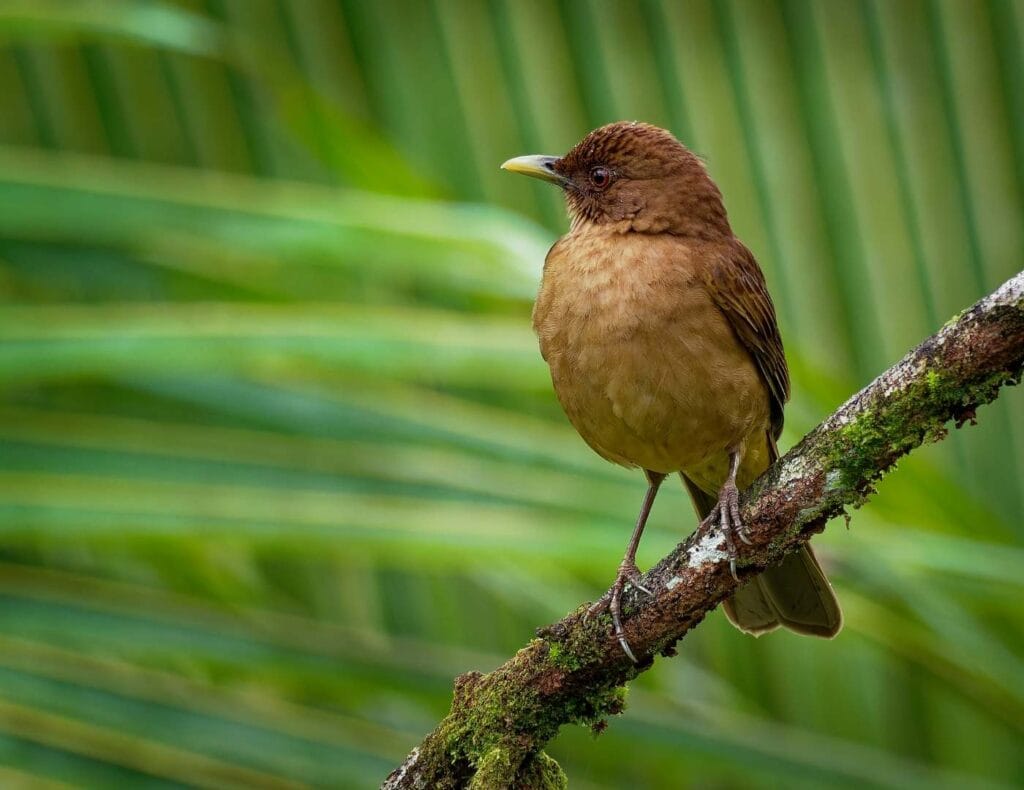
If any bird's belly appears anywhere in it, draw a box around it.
[539,289,770,475]
[550,336,762,474]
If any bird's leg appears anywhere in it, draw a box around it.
[702,449,751,581]
[587,470,666,663]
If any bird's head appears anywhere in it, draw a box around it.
[502,121,730,237]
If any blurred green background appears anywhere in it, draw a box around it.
[0,0,1021,788]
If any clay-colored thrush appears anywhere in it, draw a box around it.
[502,122,842,660]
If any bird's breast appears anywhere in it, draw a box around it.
[533,231,769,476]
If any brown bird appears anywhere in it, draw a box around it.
[502,122,842,661]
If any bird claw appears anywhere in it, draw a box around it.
[584,594,607,623]
[617,634,638,664]
[702,483,749,581]
[586,562,650,663]
[621,563,653,596]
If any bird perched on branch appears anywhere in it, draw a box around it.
[502,122,842,661]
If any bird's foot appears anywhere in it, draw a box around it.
[701,481,751,582]
[585,562,652,663]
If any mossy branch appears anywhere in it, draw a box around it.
[383,271,1024,790]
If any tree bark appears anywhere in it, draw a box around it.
[383,271,1024,790]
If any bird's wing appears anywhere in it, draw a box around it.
[703,241,790,438]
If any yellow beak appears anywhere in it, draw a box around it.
[500,155,565,185]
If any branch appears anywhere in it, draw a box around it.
[383,271,1024,790]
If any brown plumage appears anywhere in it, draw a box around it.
[502,122,841,660]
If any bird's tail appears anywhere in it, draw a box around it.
[681,437,842,639]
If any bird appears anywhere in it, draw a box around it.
[501,121,842,661]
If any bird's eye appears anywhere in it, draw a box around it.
[589,166,612,189]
